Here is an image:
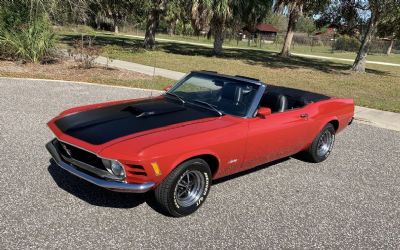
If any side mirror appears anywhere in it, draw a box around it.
[257,107,272,119]
[164,85,173,92]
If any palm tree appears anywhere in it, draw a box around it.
[200,0,273,55]
[190,0,212,36]
[202,0,232,55]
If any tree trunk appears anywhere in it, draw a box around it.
[280,4,301,57]
[213,24,224,56]
[143,0,167,49]
[168,20,177,36]
[280,21,295,57]
[144,9,159,49]
[352,13,377,73]
[114,25,119,34]
[386,35,395,55]
[96,18,101,30]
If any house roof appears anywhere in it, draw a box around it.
[255,23,278,33]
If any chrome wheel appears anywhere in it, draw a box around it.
[174,170,205,207]
[317,130,334,157]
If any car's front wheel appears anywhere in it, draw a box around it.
[154,158,212,217]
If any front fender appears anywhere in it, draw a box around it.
[169,149,221,175]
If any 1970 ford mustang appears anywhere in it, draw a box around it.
[46,71,354,217]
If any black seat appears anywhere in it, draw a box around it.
[219,83,243,105]
[260,92,288,113]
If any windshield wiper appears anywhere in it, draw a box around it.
[192,100,223,116]
[165,92,185,104]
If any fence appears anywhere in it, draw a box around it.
[272,33,399,55]
[118,24,399,55]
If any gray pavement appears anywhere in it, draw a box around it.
[95,56,185,80]
[0,78,399,249]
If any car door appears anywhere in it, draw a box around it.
[242,108,313,169]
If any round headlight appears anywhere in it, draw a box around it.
[111,161,125,178]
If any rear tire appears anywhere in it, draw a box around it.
[305,123,336,163]
[154,158,212,217]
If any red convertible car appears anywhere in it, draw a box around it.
[46,71,354,217]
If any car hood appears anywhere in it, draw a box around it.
[54,96,219,146]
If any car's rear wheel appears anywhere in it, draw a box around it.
[305,123,336,163]
[154,158,211,217]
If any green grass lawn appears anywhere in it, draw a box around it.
[58,32,400,113]
[116,31,400,65]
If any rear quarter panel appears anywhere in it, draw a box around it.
[301,98,354,149]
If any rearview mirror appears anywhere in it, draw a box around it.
[164,85,173,92]
[257,107,272,119]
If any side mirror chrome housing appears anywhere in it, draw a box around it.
[257,107,272,119]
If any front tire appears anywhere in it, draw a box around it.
[305,123,336,163]
[155,158,212,217]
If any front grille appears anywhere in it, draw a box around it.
[57,140,107,171]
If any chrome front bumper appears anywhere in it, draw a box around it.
[46,139,155,193]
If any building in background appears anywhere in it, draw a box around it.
[241,23,278,43]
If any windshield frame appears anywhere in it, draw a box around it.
[165,71,266,118]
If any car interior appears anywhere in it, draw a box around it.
[173,75,330,117]
[216,82,256,116]
[259,85,330,113]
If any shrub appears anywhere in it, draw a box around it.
[70,36,100,69]
[369,39,389,54]
[0,1,56,63]
[333,35,361,52]
[293,33,312,46]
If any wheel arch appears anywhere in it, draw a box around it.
[328,119,339,132]
[317,117,339,134]
[172,153,220,178]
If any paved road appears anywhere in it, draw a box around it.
[0,78,399,249]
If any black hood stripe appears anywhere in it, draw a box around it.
[55,97,216,145]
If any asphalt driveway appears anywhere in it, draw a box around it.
[0,78,399,249]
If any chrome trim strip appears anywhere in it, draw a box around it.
[55,136,99,156]
[60,154,121,181]
[246,84,267,118]
[46,140,155,193]
[55,137,123,167]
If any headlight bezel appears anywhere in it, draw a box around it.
[101,158,126,179]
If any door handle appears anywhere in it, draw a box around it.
[300,113,309,119]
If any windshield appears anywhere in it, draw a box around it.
[168,73,260,117]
